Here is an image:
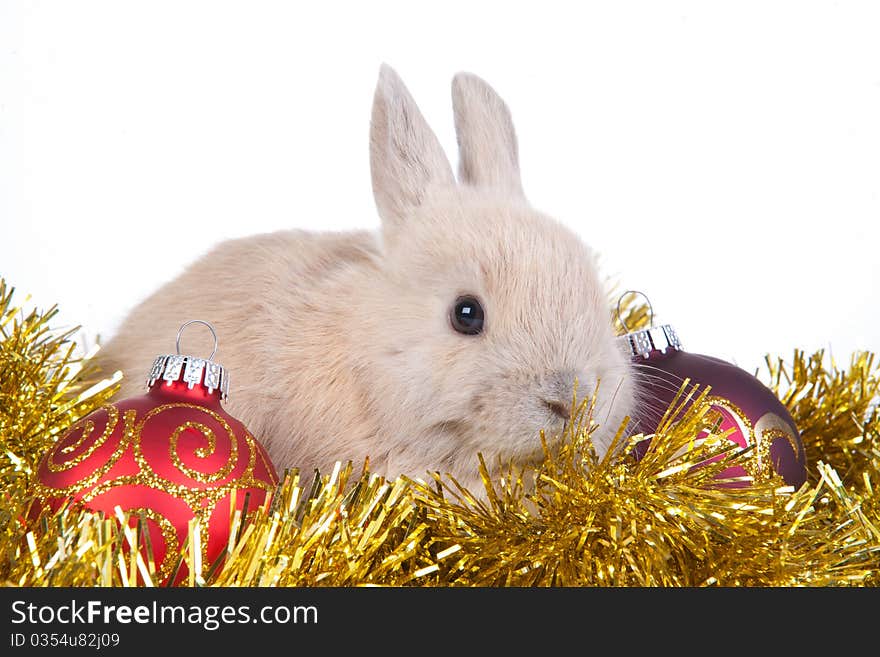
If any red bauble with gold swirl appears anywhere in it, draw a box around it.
[33,321,279,585]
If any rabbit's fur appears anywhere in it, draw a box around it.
[98,65,635,492]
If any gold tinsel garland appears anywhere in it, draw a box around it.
[0,279,878,587]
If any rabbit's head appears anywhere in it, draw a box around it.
[359,65,634,480]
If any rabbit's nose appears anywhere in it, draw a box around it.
[540,369,587,421]
[543,399,570,421]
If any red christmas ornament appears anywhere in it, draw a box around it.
[618,293,807,489]
[33,320,279,584]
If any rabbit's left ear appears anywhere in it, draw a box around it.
[370,64,455,236]
[451,72,524,197]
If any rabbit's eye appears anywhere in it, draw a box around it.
[450,296,485,335]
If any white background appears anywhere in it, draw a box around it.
[2,1,878,374]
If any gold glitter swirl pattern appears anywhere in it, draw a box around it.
[131,507,180,584]
[46,405,119,472]
[133,403,240,488]
[706,396,754,444]
[79,475,143,503]
[757,426,801,483]
[60,420,92,454]
[36,408,136,495]
[743,433,774,482]
[762,427,800,457]
[256,437,275,478]
[169,420,238,484]
[706,397,796,483]
[240,431,278,492]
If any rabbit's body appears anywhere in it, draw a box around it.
[98,66,635,492]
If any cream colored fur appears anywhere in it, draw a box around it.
[98,65,635,492]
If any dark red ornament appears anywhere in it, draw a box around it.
[620,301,807,488]
[34,320,279,584]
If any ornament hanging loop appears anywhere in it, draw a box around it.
[176,319,218,361]
[616,290,654,333]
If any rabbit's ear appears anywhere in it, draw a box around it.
[451,72,523,196]
[370,64,455,233]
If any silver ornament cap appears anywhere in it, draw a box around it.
[620,324,682,359]
[145,319,230,401]
[615,290,683,359]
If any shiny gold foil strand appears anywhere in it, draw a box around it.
[113,506,153,586]
[208,466,432,587]
[760,350,880,581]
[763,350,880,483]
[8,432,880,587]
[408,382,877,587]
[1,280,120,585]
[0,280,120,475]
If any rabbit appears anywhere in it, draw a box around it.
[96,64,635,494]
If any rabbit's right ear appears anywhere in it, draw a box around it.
[370,64,455,237]
[451,72,523,197]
